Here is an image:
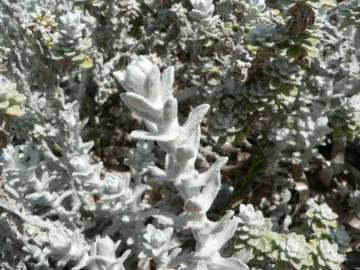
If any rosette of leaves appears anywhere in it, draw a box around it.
[243,0,266,26]
[208,90,244,137]
[329,95,360,140]
[235,205,274,255]
[263,57,302,96]
[310,239,345,270]
[51,11,93,68]
[305,202,338,235]
[241,81,277,106]
[0,76,26,119]
[284,2,335,59]
[139,224,181,269]
[72,236,130,270]
[209,110,241,137]
[273,233,313,270]
[141,225,174,258]
[277,0,327,59]
[285,25,322,59]
[210,80,282,141]
[245,24,287,52]
[339,0,360,29]
[208,82,272,140]
[330,227,352,253]
[190,0,219,28]
[32,10,57,32]
[238,81,281,128]
[43,227,87,267]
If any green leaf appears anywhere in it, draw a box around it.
[275,261,287,270]
[287,46,303,59]
[51,50,65,60]
[270,78,282,89]
[223,22,232,29]
[218,136,227,145]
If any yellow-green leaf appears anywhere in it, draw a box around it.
[79,55,93,69]
[4,105,24,118]
[12,93,27,104]
[0,100,10,110]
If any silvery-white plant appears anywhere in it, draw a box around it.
[0,0,359,268]
[0,211,29,269]
[51,10,93,68]
[190,0,219,28]
[243,0,267,24]
[313,239,345,270]
[73,236,130,270]
[330,94,360,139]
[305,201,339,231]
[236,204,272,242]
[22,217,131,270]
[44,227,87,267]
[233,202,349,270]
[139,224,181,270]
[0,88,150,267]
[234,204,275,266]
[0,75,27,119]
[277,233,312,269]
[267,88,333,176]
[330,227,352,252]
[124,141,155,184]
[43,99,150,243]
[114,56,248,270]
